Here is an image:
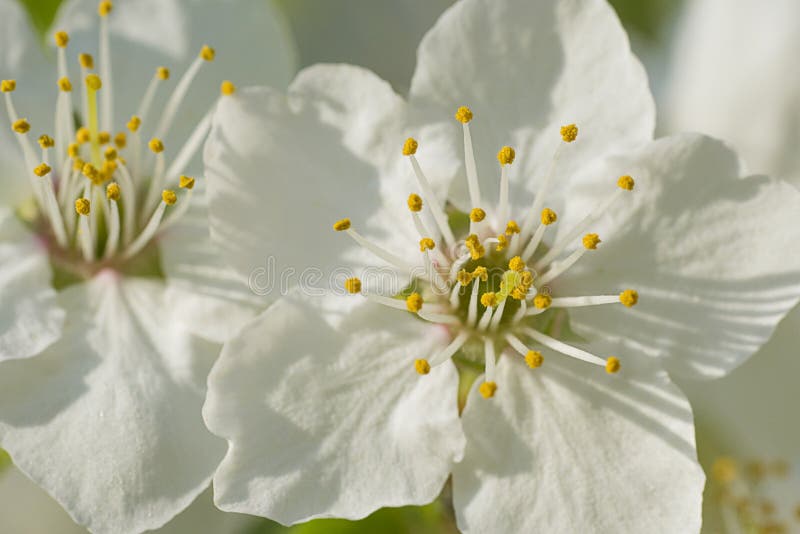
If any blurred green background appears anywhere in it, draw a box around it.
[2,1,700,533]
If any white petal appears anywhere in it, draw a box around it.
[0,274,225,534]
[0,0,52,207]
[561,134,800,379]
[408,0,654,209]
[0,208,64,361]
[53,0,296,165]
[205,292,465,525]
[453,353,704,533]
[664,0,800,186]
[160,180,261,343]
[205,65,455,293]
[680,305,800,458]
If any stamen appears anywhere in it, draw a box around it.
[408,200,448,267]
[114,162,137,244]
[536,233,599,285]
[533,293,552,310]
[142,138,167,220]
[417,310,461,325]
[405,293,423,313]
[103,182,121,258]
[489,298,506,332]
[98,1,113,131]
[467,272,481,326]
[75,198,94,261]
[521,207,557,260]
[478,381,497,399]
[550,292,638,308]
[34,164,68,247]
[506,334,544,369]
[521,327,607,368]
[84,74,102,166]
[403,139,456,249]
[336,224,416,272]
[496,146,515,224]
[469,206,485,234]
[429,331,470,367]
[619,289,638,307]
[155,45,215,140]
[605,356,621,374]
[136,67,169,127]
[123,190,176,259]
[344,277,361,294]
[534,178,633,269]
[455,106,481,207]
[161,175,197,230]
[78,54,94,130]
[164,108,213,180]
[483,338,497,383]
[220,80,236,95]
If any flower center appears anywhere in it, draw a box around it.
[1,1,232,285]
[334,106,640,399]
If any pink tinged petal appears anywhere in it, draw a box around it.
[0,208,64,361]
[560,134,800,379]
[453,354,704,533]
[408,0,655,209]
[205,292,465,525]
[0,275,225,534]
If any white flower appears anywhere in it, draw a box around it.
[0,0,294,532]
[202,0,800,531]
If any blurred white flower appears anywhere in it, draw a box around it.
[0,0,294,532]
[201,0,800,531]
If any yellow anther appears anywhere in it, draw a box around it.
[333,218,351,231]
[0,79,16,92]
[419,237,435,252]
[605,356,621,374]
[101,160,117,177]
[98,1,112,17]
[465,233,485,260]
[344,277,362,294]
[148,138,164,153]
[480,292,498,308]
[495,234,508,252]
[560,123,579,143]
[54,31,69,48]
[414,359,431,375]
[67,143,79,158]
[12,119,30,134]
[82,162,101,183]
[162,190,177,205]
[127,115,141,132]
[106,182,121,201]
[79,53,94,69]
[469,207,486,222]
[221,80,236,95]
[617,175,635,191]
[104,146,117,160]
[525,350,544,369]
[72,157,85,171]
[505,220,520,235]
[533,293,552,310]
[75,197,91,215]
[456,269,472,286]
[455,106,473,124]
[497,146,515,165]
[33,163,51,177]
[519,271,533,288]
[114,132,127,148]
[157,66,170,80]
[508,256,525,272]
[619,289,638,307]
[200,45,216,61]
[402,137,418,156]
[38,135,55,149]
[582,233,601,250]
[472,266,488,282]
[541,208,557,225]
[75,127,90,143]
[407,193,423,212]
[479,381,497,399]
[179,175,195,189]
[98,131,111,145]
[510,287,527,301]
[85,73,102,91]
[406,293,423,313]
[58,76,72,92]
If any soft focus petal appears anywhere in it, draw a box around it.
[664,0,800,186]
[0,208,64,361]
[52,0,296,166]
[409,0,654,209]
[205,65,456,295]
[561,134,800,379]
[0,274,225,534]
[453,354,704,533]
[160,180,261,343]
[0,0,52,207]
[0,466,86,534]
[205,292,465,525]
